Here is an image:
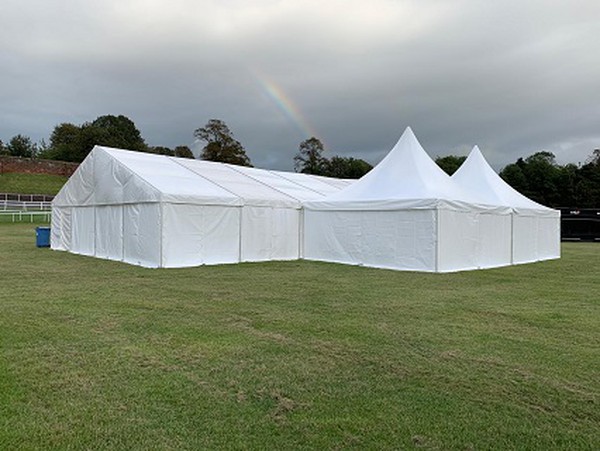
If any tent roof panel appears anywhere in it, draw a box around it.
[305,127,484,210]
[452,146,558,215]
[172,158,300,208]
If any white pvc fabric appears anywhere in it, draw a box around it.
[52,132,560,272]
[52,146,352,268]
[304,128,558,272]
[452,146,560,265]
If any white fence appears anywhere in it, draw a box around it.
[0,193,53,222]
[1,200,52,211]
[0,210,51,223]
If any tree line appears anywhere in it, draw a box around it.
[1,115,599,206]
[433,151,600,208]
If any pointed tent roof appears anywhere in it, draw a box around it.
[452,146,558,216]
[304,127,487,211]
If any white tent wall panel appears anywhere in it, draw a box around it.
[512,215,539,264]
[438,210,513,271]
[360,210,436,271]
[123,204,161,268]
[477,213,513,268]
[304,210,365,266]
[536,217,561,261]
[71,207,96,256]
[95,206,124,261]
[50,207,71,251]
[513,215,561,264]
[161,203,241,267]
[240,207,300,262]
[437,210,479,272]
[303,210,437,271]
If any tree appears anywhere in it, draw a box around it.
[0,139,8,156]
[500,160,529,195]
[90,115,147,152]
[294,137,327,175]
[323,156,372,179]
[7,134,37,158]
[435,155,467,175]
[194,119,252,166]
[45,115,148,162]
[42,122,82,161]
[174,145,194,159]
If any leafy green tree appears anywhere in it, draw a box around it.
[90,115,147,152]
[574,152,600,207]
[500,159,529,196]
[435,155,467,175]
[7,134,37,158]
[194,119,252,167]
[45,115,148,162]
[174,145,194,159]
[42,123,82,161]
[294,137,327,175]
[323,156,372,179]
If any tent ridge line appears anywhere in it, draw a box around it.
[99,147,166,204]
[270,171,332,196]
[168,156,243,203]
[225,164,302,204]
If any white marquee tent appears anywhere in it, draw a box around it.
[303,128,513,272]
[51,146,352,268]
[452,146,560,264]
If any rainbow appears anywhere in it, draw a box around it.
[251,68,319,139]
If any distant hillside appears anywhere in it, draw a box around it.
[0,173,68,195]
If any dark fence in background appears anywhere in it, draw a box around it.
[560,208,600,241]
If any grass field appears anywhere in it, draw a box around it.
[0,173,68,195]
[1,223,598,450]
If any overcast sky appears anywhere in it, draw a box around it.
[1,0,599,170]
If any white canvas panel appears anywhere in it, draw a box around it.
[105,148,240,206]
[51,207,71,251]
[309,174,354,190]
[304,210,436,271]
[438,210,479,272]
[512,215,538,264]
[229,165,328,201]
[273,171,345,196]
[52,155,95,207]
[536,216,561,261]
[161,203,241,267]
[94,148,128,204]
[71,207,95,256]
[176,159,299,208]
[123,204,161,268]
[477,213,512,268]
[241,207,300,262]
[95,206,124,261]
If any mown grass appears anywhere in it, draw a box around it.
[0,173,68,195]
[0,223,598,450]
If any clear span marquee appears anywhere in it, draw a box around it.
[51,146,352,268]
[52,131,560,272]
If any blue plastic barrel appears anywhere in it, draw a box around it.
[36,227,51,248]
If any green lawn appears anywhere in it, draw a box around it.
[0,173,68,195]
[1,223,598,450]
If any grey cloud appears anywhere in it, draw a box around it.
[1,0,599,172]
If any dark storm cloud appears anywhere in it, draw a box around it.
[1,0,599,170]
